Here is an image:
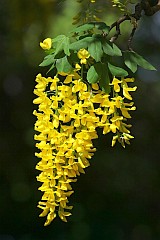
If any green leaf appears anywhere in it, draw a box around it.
[102,41,114,56]
[56,56,72,73]
[130,52,156,70]
[70,37,93,50]
[45,48,56,55]
[123,51,137,73]
[47,63,55,74]
[88,40,103,62]
[39,55,55,67]
[53,35,70,56]
[99,63,110,93]
[71,23,94,33]
[108,63,128,77]
[71,22,110,34]
[87,64,100,83]
[52,35,66,43]
[92,22,110,33]
[102,41,122,56]
[87,63,110,92]
[123,51,156,71]
[112,43,122,56]
[63,37,70,56]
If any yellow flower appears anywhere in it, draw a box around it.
[110,77,122,92]
[122,78,137,100]
[123,86,137,100]
[121,108,131,118]
[91,94,103,103]
[118,133,134,148]
[40,38,52,50]
[77,49,90,64]
[50,76,59,90]
[63,74,74,84]
[92,83,99,90]
[35,74,49,91]
[112,96,123,108]
[72,80,87,93]
[112,135,118,147]
[110,116,123,133]
[75,63,81,70]
[103,123,110,134]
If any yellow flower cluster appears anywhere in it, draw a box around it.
[33,72,98,226]
[98,77,137,147]
[33,67,136,225]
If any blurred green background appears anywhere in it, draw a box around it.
[1,0,160,239]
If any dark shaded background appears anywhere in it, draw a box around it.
[1,0,160,239]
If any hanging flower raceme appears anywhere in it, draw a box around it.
[33,73,100,226]
[33,73,136,225]
[33,19,156,225]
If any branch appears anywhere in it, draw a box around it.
[109,15,130,42]
[142,0,160,16]
[128,23,137,51]
[109,0,160,48]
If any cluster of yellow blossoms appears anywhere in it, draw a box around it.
[33,54,137,225]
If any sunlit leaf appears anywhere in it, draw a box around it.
[52,35,67,43]
[53,35,70,56]
[39,55,55,67]
[47,63,55,74]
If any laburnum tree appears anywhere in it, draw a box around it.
[33,0,160,226]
